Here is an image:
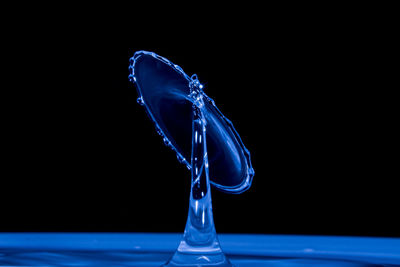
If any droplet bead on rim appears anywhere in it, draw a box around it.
[163,137,172,147]
[137,97,144,106]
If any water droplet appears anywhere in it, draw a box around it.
[137,97,144,106]
[163,137,171,147]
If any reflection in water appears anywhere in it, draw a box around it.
[0,250,383,267]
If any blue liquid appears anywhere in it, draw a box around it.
[1,233,399,266]
[130,51,254,194]
[0,250,384,266]
[162,76,232,266]
[126,51,400,267]
[130,51,255,265]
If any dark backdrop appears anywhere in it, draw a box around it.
[1,26,398,237]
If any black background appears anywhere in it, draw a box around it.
[1,13,398,237]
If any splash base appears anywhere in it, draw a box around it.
[163,250,233,267]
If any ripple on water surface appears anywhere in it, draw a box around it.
[0,250,389,267]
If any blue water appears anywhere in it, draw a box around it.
[130,51,252,265]
[0,250,388,266]
[1,234,399,266]
[129,51,254,194]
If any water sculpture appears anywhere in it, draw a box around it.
[129,51,254,266]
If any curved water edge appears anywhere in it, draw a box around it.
[129,50,254,194]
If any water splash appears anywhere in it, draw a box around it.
[128,51,253,266]
[162,72,233,267]
[129,50,254,194]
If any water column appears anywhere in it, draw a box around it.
[163,75,233,267]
